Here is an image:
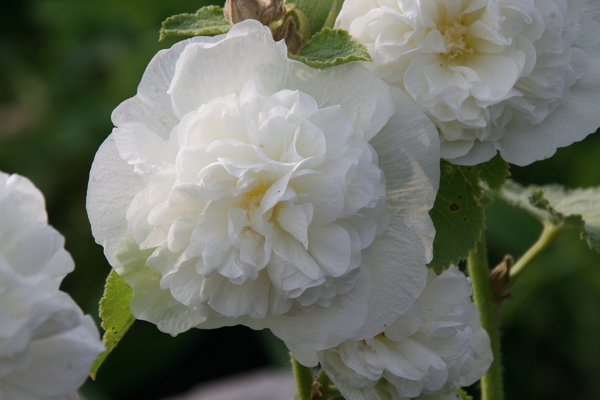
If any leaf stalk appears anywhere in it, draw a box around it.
[509,222,561,286]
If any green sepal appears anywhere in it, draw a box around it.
[292,0,343,35]
[89,270,135,379]
[455,387,474,400]
[500,181,600,252]
[159,6,232,41]
[429,155,510,270]
[290,28,371,68]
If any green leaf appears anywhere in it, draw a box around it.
[429,157,510,270]
[293,0,342,35]
[290,28,371,68]
[159,6,232,41]
[90,270,135,379]
[500,181,600,252]
[478,154,511,191]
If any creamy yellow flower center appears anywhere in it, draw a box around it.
[242,181,271,211]
[441,21,472,60]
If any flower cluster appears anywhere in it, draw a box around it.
[318,267,492,400]
[337,0,600,165]
[0,172,103,399]
[85,0,600,396]
[87,20,440,358]
[3,0,599,397]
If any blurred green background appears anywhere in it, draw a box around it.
[1,1,600,399]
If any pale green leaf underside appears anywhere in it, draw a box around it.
[501,180,600,252]
[291,28,371,68]
[90,269,134,379]
[429,155,510,270]
[160,6,231,41]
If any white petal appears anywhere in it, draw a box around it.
[87,134,143,263]
[356,89,439,339]
[308,224,355,278]
[448,139,498,165]
[287,62,394,141]
[3,316,102,399]
[268,237,324,293]
[111,35,213,136]
[118,236,207,335]
[498,50,600,165]
[266,267,371,361]
[168,21,288,118]
[276,202,313,249]
[0,173,73,282]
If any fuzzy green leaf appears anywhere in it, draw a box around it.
[159,6,231,41]
[290,28,371,68]
[293,0,343,34]
[429,157,510,270]
[500,181,600,252]
[90,270,135,379]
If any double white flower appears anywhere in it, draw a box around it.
[318,266,492,400]
[337,0,600,165]
[87,20,440,359]
[0,172,103,399]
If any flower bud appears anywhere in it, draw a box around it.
[223,0,262,24]
[273,16,305,54]
[224,0,285,26]
[260,0,286,25]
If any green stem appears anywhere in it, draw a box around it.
[509,222,560,286]
[290,352,314,400]
[467,237,503,400]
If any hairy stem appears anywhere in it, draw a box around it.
[467,237,503,400]
[290,352,314,400]
[509,222,560,286]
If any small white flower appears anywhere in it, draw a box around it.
[318,266,492,400]
[0,172,104,400]
[337,0,600,165]
[87,20,440,358]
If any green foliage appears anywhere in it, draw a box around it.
[290,28,371,68]
[90,270,135,379]
[500,181,600,252]
[292,0,342,34]
[159,5,231,41]
[429,156,510,270]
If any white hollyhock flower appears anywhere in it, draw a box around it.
[0,172,104,399]
[337,0,600,166]
[87,20,440,359]
[318,266,492,400]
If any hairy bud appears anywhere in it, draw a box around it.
[273,16,305,54]
[224,0,285,25]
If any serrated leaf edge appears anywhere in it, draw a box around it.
[90,270,135,379]
[290,28,371,69]
[159,5,232,41]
